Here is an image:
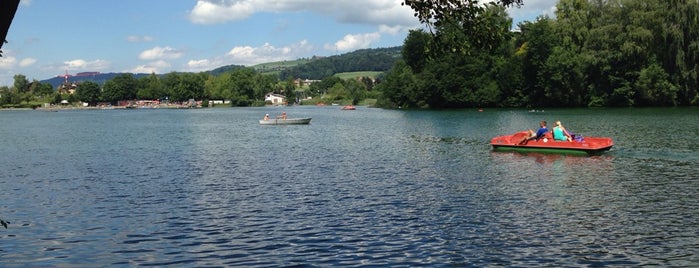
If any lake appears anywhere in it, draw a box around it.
[0,106,697,267]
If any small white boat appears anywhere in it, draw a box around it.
[259,117,312,125]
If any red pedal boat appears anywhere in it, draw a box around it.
[491,131,614,156]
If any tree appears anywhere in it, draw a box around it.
[541,46,586,107]
[13,74,28,93]
[402,29,432,73]
[635,63,678,106]
[52,92,62,105]
[102,73,137,103]
[75,81,101,105]
[204,72,231,100]
[0,86,13,105]
[281,75,295,103]
[163,72,205,102]
[344,79,367,105]
[32,81,54,98]
[402,0,523,54]
[375,61,419,108]
[309,76,343,97]
[327,82,348,101]
[227,68,256,105]
[137,73,166,100]
[517,17,557,107]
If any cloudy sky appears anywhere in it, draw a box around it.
[0,0,555,86]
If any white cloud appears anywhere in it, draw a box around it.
[19,58,36,67]
[186,0,556,32]
[226,43,287,65]
[224,40,313,66]
[130,65,157,74]
[63,59,110,71]
[188,0,256,24]
[188,0,417,28]
[127,35,154,42]
[181,39,314,71]
[138,46,183,60]
[325,32,381,52]
[186,59,216,72]
[378,25,403,35]
[129,60,171,74]
[507,0,557,26]
[0,56,17,69]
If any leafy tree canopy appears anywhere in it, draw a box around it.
[402,0,523,54]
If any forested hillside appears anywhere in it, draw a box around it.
[279,47,401,80]
[208,64,247,76]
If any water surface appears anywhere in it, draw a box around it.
[0,107,697,267]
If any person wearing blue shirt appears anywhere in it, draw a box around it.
[519,120,548,144]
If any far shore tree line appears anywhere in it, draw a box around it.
[2,0,699,109]
[0,69,379,108]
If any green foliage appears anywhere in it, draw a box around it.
[402,0,522,54]
[252,59,310,75]
[327,82,348,100]
[34,82,54,97]
[334,71,382,80]
[13,74,28,93]
[402,29,431,73]
[379,4,514,109]
[6,0,699,109]
[102,73,137,103]
[208,64,246,76]
[162,72,206,102]
[635,63,677,106]
[203,68,277,105]
[137,73,166,100]
[52,93,62,105]
[280,47,401,80]
[76,81,101,104]
[379,0,699,108]
[375,61,419,108]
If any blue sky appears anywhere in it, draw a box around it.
[0,0,555,86]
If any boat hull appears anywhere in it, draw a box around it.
[259,118,312,125]
[491,131,613,156]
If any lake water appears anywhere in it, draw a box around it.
[0,106,697,267]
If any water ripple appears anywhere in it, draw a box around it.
[0,108,697,266]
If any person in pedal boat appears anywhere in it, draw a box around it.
[519,120,548,144]
[553,121,572,142]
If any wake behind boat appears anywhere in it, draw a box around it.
[259,117,312,125]
[491,131,613,156]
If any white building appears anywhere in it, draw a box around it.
[264,93,286,105]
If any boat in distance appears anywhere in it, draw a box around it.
[490,131,613,156]
[259,118,312,125]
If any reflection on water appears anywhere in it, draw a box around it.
[0,107,697,267]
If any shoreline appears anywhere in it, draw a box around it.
[0,103,203,111]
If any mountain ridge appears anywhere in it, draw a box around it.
[40,46,402,88]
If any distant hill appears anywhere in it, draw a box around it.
[40,46,403,88]
[208,64,246,76]
[41,72,152,88]
[280,46,402,80]
[252,58,311,76]
[217,46,402,79]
